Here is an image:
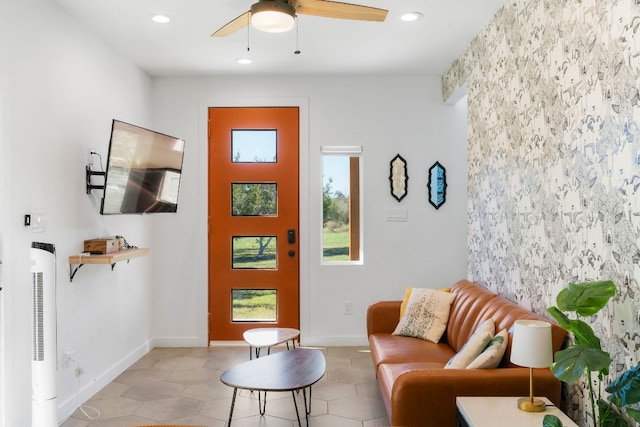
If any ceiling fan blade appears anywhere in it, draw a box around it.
[211,11,250,37]
[293,0,388,22]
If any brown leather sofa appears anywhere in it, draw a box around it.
[367,279,567,427]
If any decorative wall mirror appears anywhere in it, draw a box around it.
[428,161,447,209]
[389,154,408,202]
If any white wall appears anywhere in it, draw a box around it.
[1,1,156,425]
[151,75,469,346]
[0,75,8,427]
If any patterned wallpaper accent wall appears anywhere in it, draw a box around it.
[443,0,640,423]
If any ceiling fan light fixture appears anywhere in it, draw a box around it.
[151,14,171,24]
[400,12,423,22]
[251,0,296,33]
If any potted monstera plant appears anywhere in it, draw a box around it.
[543,280,640,427]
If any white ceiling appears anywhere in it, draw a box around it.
[52,0,505,77]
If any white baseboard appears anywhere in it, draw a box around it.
[57,340,152,424]
[206,337,369,347]
[150,336,208,347]
[300,335,369,347]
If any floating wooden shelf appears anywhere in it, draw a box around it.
[68,248,150,282]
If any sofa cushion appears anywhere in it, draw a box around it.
[446,280,499,351]
[444,318,495,369]
[369,333,455,370]
[466,328,508,369]
[447,280,568,367]
[392,288,456,342]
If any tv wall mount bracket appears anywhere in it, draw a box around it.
[86,165,105,194]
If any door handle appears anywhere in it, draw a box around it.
[287,229,296,244]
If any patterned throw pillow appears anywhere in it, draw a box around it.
[392,288,456,343]
[399,287,452,320]
[466,328,509,369]
[444,318,495,369]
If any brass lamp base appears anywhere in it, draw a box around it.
[517,397,546,412]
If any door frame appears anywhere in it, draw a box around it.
[0,75,8,427]
[197,97,310,344]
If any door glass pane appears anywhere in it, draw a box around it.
[231,130,277,163]
[232,236,277,269]
[322,155,361,262]
[232,289,277,322]
[231,183,277,216]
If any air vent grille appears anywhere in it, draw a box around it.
[33,271,44,361]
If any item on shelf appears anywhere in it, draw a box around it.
[83,238,120,254]
[115,235,137,250]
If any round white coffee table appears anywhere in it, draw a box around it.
[243,327,300,359]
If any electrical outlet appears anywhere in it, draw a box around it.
[62,347,76,368]
[344,301,353,315]
[30,212,46,233]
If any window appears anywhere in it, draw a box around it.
[231,129,277,163]
[232,236,277,269]
[321,146,363,264]
[231,289,277,322]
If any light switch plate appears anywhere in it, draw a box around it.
[386,209,408,222]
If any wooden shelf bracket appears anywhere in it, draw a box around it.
[68,248,150,282]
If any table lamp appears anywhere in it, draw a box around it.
[510,319,553,412]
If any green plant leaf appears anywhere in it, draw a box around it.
[547,306,571,328]
[566,318,602,349]
[626,407,640,422]
[550,345,611,383]
[547,307,602,349]
[606,364,640,406]
[556,281,616,316]
[598,399,628,427]
[543,414,564,427]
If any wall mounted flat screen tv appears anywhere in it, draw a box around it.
[100,120,185,215]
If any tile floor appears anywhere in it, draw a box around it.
[61,346,390,427]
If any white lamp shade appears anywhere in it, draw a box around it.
[510,320,553,368]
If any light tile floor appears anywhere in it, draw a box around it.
[61,346,391,427]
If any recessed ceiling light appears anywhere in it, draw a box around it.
[400,12,423,22]
[151,14,171,24]
[237,58,253,65]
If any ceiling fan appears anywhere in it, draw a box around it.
[211,0,388,37]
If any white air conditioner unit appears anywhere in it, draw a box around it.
[30,242,57,427]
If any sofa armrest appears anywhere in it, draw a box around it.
[390,368,561,427]
[367,301,401,336]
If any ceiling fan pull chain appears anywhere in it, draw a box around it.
[294,16,301,55]
[247,17,251,52]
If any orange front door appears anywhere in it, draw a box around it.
[208,107,300,341]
